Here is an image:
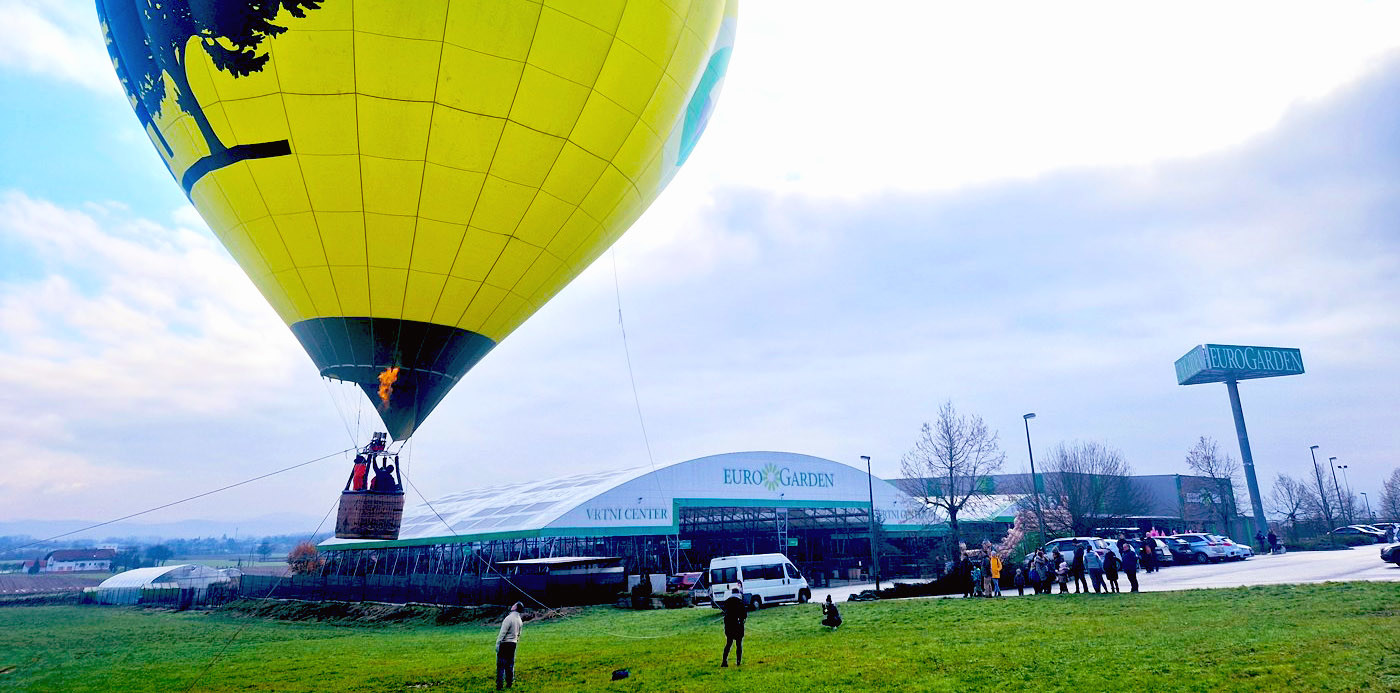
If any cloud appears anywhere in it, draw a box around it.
[0,0,116,94]
[688,1,1400,196]
[0,191,338,518]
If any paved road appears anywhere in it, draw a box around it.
[811,544,1400,603]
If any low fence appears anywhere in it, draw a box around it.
[238,573,625,607]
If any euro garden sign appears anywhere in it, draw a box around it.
[1175,344,1305,540]
[1175,344,1305,385]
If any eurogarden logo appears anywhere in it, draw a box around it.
[722,463,836,493]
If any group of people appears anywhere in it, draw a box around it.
[346,453,401,493]
[953,546,1005,598]
[1016,539,1145,595]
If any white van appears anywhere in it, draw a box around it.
[707,553,811,609]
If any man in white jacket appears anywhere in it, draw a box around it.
[495,602,524,690]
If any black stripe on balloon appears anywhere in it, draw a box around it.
[180,140,292,194]
[289,317,497,440]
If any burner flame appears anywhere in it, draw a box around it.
[376,366,400,409]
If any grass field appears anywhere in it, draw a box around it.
[1,582,1396,692]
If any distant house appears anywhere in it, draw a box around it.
[42,549,117,573]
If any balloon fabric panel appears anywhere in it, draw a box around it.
[97,0,737,438]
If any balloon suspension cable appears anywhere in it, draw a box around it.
[611,250,677,576]
[11,447,356,552]
[321,377,359,447]
[182,493,342,692]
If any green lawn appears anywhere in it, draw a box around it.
[1,583,1396,692]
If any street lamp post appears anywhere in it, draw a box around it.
[862,455,879,591]
[1309,446,1335,529]
[1023,413,1048,543]
[1328,457,1346,524]
[1360,492,1374,523]
[1338,464,1353,523]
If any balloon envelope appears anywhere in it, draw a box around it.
[98,0,737,438]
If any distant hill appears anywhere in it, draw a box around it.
[0,513,324,543]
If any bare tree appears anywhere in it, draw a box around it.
[1267,473,1314,542]
[1185,436,1241,532]
[1041,441,1145,536]
[1380,467,1400,522]
[897,401,1006,560]
[1308,460,1338,532]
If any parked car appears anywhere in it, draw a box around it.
[1124,537,1174,565]
[1381,542,1400,566]
[1171,534,1229,563]
[1155,536,1195,564]
[1041,537,1122,563]
[1330,526,1386,543]
[1210,535,1251,560]
[667,571,703,592]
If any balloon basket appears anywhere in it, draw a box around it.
[335,491,404,540]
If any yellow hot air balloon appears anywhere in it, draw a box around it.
[97,0,737,440]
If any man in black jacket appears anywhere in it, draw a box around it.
[720,587,747,667]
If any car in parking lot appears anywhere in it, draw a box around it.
[1330,525,1387,543]
[1381,542,1400,565]
[1172,533,1229,563]
[1155,536,1194,564]
[1122,538,1174,565]
[1041,537,1122,563]
[1210,535,1251,560]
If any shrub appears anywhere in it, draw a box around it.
[659,591,691,609]
[1290,535,1375,551]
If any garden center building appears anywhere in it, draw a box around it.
[318,451,926,581]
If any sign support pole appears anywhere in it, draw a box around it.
[1225,379,1268,537]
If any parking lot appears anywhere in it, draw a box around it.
[812,544,1400,603]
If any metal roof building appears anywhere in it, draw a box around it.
[316,451,927,582]
[323,451,922,550]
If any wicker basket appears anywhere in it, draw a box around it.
[335,491,405,540]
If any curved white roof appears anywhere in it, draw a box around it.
[98,564,230,589]
[323,451,921,550]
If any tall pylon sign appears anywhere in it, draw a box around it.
[1175,344,1305,537]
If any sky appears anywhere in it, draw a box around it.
[2,0,1398,536]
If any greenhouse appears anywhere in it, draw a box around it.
[94,564,236,605]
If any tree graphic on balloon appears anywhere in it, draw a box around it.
[97,0,323,193]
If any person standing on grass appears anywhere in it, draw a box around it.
[1055,559,1070,593]
[989,551,1003,597]
[495,602,523,690]
[720,587,747,667]
[1072,545,1088,593]
[1014,566,1026,596]
[1086,546,1106,593]
[1120,540,1140,592]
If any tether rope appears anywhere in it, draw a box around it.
[402,475,682,641]
[12,447,355,552]
[181,494,342,692]
[610,250,679,576]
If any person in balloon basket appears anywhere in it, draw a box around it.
[347,454,370,492]
[495,602,524,689]
[720,587,747,667]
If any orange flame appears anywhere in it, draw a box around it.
[376,366,400,409]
